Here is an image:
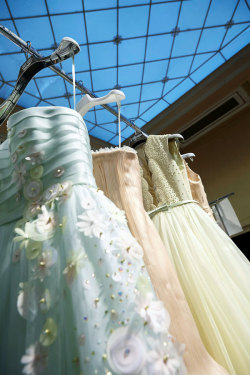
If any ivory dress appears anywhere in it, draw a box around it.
[0,108,186,375]
[185,161,215,220]
[93,146,228,375]
[137,135,250,375]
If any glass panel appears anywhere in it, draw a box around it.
[164,78,194,103]
[15,18,54,49]
[197,27,226,53]
[222,24,249,48]
[92,68,117,91]
[190,52,215,73]
[95,107,117,124]
[149,2,179,34]
[140,99,169,122]
[178,0,210,29]
[221,27,250,59]
[99,123,117,135]
[0,21,20,53]
[121,0,150,5]
[89,43,116,69]
[168,56,193,78]
[86,9,116,43]
[90,126,114,142]
[0,0,10,19]
[83,110,96,124]
[206,0,237,27]
[7,0,47,17]
[120,126,134,139]
[139,99,158,115]
[75,71,92,89]
[0,54,26,81]
[146,34,172,61]
[85,121,95,132]
[84,0,116,11]
[122,86,141,103]
[47,0,83,13]
[119,38,146,65]
[47,97,70,107]
[118,64,143,86]
[190,53,225,83]
[141,82,163,101]
[109,135,125,146]
[0,83,13,100]
[119,6,149,38]
[36,76,67,98]
[172,30,201,57]
[18,92,39,108]
[234,0,250,23]
[143,60,167,83]
[122,103,139,118]
[163,78,183,96]
[135,118,146,127]
[51,14,86,45]
[26,80,40,97]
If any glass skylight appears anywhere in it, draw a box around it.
[0,0,249,145]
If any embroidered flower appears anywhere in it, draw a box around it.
[54,166,64,177]
[25,202,41,220]
[146,341,186,375]
[26,240,42,260]
[39,289,51,313]
[21,342,48,375]
[80,195,97,211]
[43,184,60,203]
[58,181,72,202]
[135,292,170,333]
[13,227,30,249]
[109,206,127,225]
[111,232,143,260]
[77,210,106,238]
[136,274,152,295]
[12,163,27,186]
[34,206,57,239]
[18,129,27,138]
[107,327,146,375]
[17,282,37,320]
[63,251,86,285]
[32,251,57,282]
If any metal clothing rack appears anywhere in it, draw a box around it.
[0,24,147,137]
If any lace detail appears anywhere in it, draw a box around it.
[137,135,192,209]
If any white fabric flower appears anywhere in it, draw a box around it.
[12,163,27,186]
[17,282,37,320]
[146,341,186,375]
[21,342,48,375]
[109,206,127,225]
[77,210,106,238]
[32,250,57,282]
[33,206,57,240]
[59,181,72,202]
[80,195,97,210]
[135,292,170,333]
[111,232,143,260]
[107,327,146,375]
[63,251,86,285]
[43,184,60,202]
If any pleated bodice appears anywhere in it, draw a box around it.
[136,135,192,211]
[0,107,96,225]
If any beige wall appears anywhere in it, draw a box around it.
[182,106,250,232]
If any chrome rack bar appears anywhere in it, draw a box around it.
[209,192,235,205]
[0,24,147,137]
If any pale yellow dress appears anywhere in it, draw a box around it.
[137,135,250,375]
[93,146,229,375]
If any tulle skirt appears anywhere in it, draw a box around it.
[151,202,250,375]
[0,183,184,375]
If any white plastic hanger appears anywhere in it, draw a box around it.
[182,152,196,161]
[76,89,126,117]
[168,134,184,141]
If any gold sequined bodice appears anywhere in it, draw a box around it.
[137,135,192,211]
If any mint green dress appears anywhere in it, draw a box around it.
[0,107,186,375]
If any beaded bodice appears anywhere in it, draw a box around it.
[137,135,192,211]
[0,107,96,225]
